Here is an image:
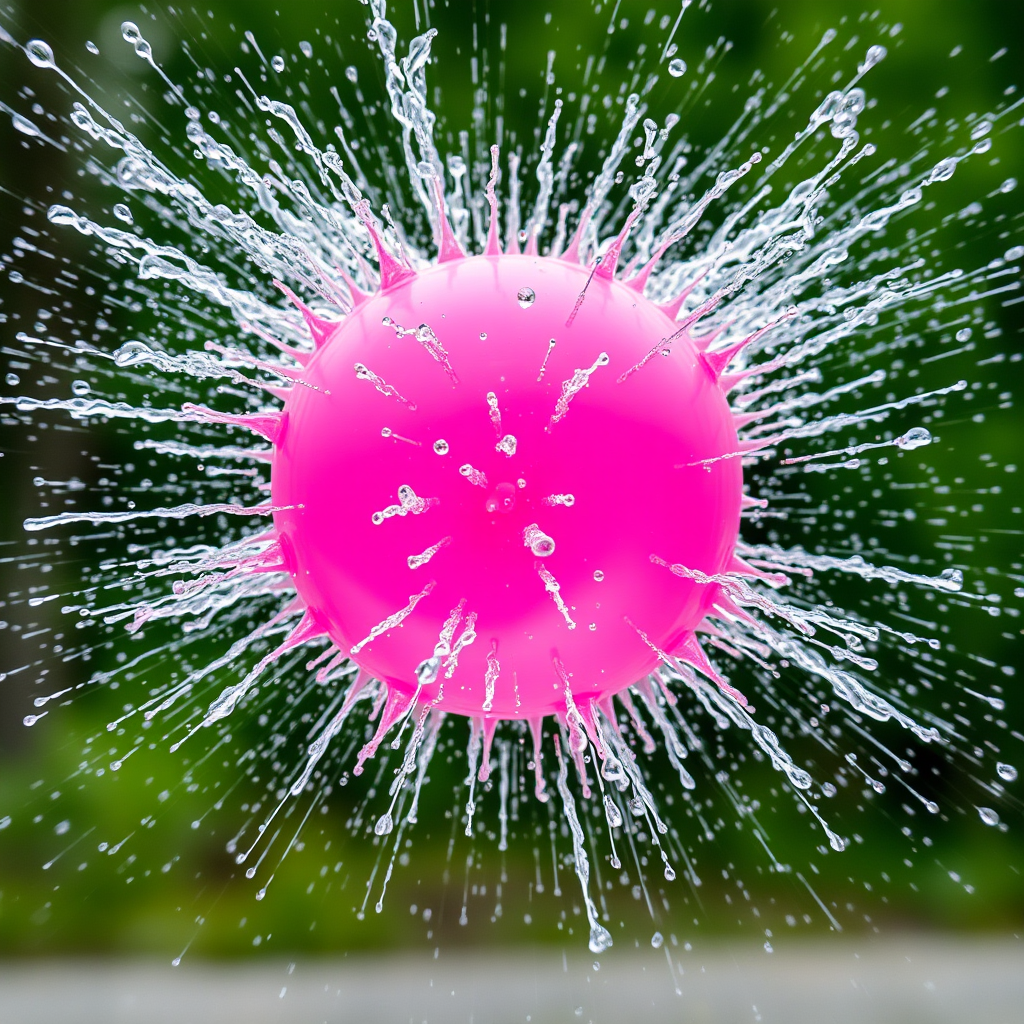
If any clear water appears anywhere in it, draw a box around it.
[0,1,1020,969]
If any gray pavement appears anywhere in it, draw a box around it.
[0,936,1021,1023]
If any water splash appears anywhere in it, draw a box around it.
[0,3,1020,964]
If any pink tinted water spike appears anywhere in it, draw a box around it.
[272,253,742,719]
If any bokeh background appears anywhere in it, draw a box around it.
[0,1,1021,1012]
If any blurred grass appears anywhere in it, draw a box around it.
[0,0,1022,959]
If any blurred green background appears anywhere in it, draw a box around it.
[0,0,1021,964]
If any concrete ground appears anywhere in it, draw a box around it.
[0,936,1021,1024]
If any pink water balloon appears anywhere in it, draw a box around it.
[272,251,743,721]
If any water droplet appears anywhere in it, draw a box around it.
[593,570,605,582]
[11,113,41,138]
[860,44,887,71]
[299,41,313,59]
[651,931,664,948]
[970,119,992,141]
[978,806,1000,826]
[997,762,1017,782]
[26,40,55,69]
[523,523,556,558]
[589,926,613,954]
[6,372,20,386]
[113,203,133,224]
[271,55,285,72]
[955,327,972,342]
[495,434,517,457]
[517,286,536,308]
[479,331,487,340]
[71,380,91,396]
[668,58,687,77]
[345,66,358,83]
[896,427,932,451]
[86,40,99,55]
[930,157,957,183]
[433,439,449,455]
[544,493,575,507]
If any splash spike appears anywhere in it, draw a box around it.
[734,437,769,456]
[728,555,789,586]
[204,339,306,386]
[283,607,329,650]
[477,716,499,782]
[652,667,679,707]
[691,319,734,352]
[310,647,345,682]
[483,145,503,256]
[351,249,377,287]
[334,264,370,308]
[702,339,750,381]
[354,199,414,292]
[617,688,656,754]
[627,231,684,294]
[718,368,759,394]
[181,403,282,444]
[596,697,626,744]
[428,174,466,263]
[695,619,727,639]
[341,668,373,706]
[632,673,665,712]
[576,699,605,759]
[595,208,642,281]
[560,208,592,265]
[274,281,336,349]
[264,385,293,403]
[298,248,353,312]
[547,202,571,259]
[678,291,724,333]
[741,492,769,509]
[557,712,592,799]
[527,717,549,802]
[716,312,796,390]
[656,267,710,318]
[504,151,523,255]
[354,686,414,775]
[711,593,759,627]
[620,253,641,282]
[732,409,762,429]
[674,633,748,707]
[239,320,311,368]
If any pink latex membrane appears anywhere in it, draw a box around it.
[272,253,742,719]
